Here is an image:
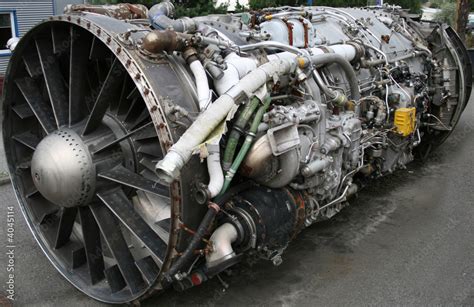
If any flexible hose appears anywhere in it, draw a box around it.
[220,96,272,195]
[222,97,261,170]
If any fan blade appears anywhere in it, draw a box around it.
[54,207,78,249]
[71,246,86,269]
[104,265,126,293]
[93,121,153,154]
[22,52,42,79]
[97,189,167,262]
[51,25,69,55]
[139,157,158,173]
[12,132,40,150]
[36,39,68,128]
[79,206,105,285]
[135,256,159,285]
[134,126,158,141]
[128,109,150,131]
[69,26,90,126]
[12,103,34,119]
[90,204,145,294]
[137,142,162,157]
[111,75,128,113]
[15,77,56,134]
[82,58,126,135]
[98,164,169,196]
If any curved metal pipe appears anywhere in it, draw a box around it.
[148,1,197,33]
[239,41,309,56]
[206,143,224,198]
[188,57,224,198]
[310,53,361,101]
[206,223,239,268]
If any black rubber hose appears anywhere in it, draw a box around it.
[164,181,254,282]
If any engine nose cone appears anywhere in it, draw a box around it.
[31,129,96,207]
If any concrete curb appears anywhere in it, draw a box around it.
[0,171,11,186]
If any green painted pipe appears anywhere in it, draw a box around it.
[219,96,272,195]
[222,96,261,171]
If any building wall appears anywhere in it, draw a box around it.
[0,1,54,74]
[0,0,83,76]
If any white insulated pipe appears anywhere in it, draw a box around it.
[268,44,358,63]
[189,59,224,198]
[156,58,294,183]
[214,52,258,95]
[189,60,212,110]
[205,142,223,198]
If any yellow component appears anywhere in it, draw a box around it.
[297,57,306,69]
[394,107,416,137]
[265,15,273,20]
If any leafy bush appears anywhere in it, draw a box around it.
[433,1,456,26]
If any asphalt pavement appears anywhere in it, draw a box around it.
[0,95,473,306]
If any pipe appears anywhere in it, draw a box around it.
[362,51,421,67]
[164,181,254,283]
[187,56,223,198]
[301,158,331,177]
[290,53,358,115]
[247,43,362,68]
[189,60,212,110]
[149,1,197,33]
[165,206,218,283]
[239,41,309,56]
[206,143,224,198]
[312,70,347,106]
[142,30,186,54]
[220,96,272,195]
[214,53,257,95]
[206,223,239,267]
[156,59,295,183]
[222,97,260,171]
[309,53,361,101]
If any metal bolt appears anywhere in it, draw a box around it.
[272,255,283,266]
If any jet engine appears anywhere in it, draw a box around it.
[2,1,471,303]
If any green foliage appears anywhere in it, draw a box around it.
[249,0,421,13]
[174,0,228,18]
[87,0,424,15]
[234,0,247,12]
[429,0,454,9]
[434,1,456,26]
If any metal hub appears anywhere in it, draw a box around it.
[31,129,96,208]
